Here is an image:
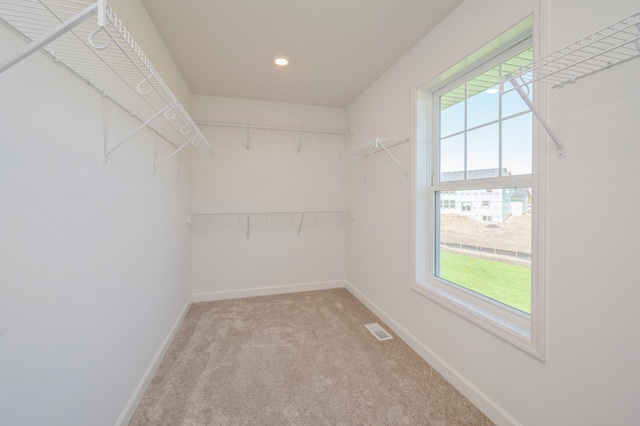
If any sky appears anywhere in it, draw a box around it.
[439,65,533,179]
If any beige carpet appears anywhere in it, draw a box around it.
[130,288,492,425]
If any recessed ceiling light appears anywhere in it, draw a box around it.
[274,56,289,66]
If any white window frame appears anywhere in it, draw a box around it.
[411,15,546,360]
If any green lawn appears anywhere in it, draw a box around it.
[439,251,531,314]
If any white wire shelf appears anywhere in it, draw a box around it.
[196,120,351,154]
[188,211,349,238]
[501,11,640,91]
[0,0,213,174]
[499,11,640,159]
[341,137,409,181]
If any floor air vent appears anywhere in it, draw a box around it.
[365,323,393,341]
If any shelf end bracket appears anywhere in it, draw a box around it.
[344,157,367,182]
[154,136,195,174]
[377,139,409,176]
[297,126,305,155]
[178,151,209,179]
[509,77,565,158]
[245,120,250,153]
[297,213,305,236]
[104,103,173,161]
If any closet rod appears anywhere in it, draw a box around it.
[196,120,352,136]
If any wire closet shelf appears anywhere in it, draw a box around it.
[499,11,640,158]
[0,0,213,173]
[196,120,352,154]
[189,211,349,239]
[501,11,640,91]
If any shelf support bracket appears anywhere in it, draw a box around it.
[344,157,367,182]
[297,213,305,236]
[104,103,173,162]
[376,139,409,177]
[154,136,196,174]
[297,126,304,155]
[246,215,250,239]
[246,120,250,153]
[178,151,209,178]
[0,2,99,74]
[509,77,565,158]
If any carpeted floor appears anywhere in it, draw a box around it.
[130,288,492,425]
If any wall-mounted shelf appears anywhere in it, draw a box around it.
[196,120,351,154]
[188,211,348,239]
[500,11,640,158]
[341,138,409,181]
[0,0,213,174]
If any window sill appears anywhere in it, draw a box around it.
[411,278,544,360]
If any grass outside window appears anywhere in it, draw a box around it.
[439,251,531,313]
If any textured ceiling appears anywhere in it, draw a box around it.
[141,0,463,107]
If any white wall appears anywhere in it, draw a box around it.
[345,0,640,425]
[190,96,347,299]
[0,1,194,424]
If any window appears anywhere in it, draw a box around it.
[413,24,544,359]
[435,43,533,313]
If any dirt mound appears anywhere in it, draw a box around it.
[440,214,531,252]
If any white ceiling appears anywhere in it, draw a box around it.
[141,0,463,108]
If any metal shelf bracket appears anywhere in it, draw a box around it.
[297,126,304,155]
[508,77,565,159]
[245,120,250,153]
[340,138,410,181]
[189,211,348,238]
[177,151,209,179]
[297,213,305,236]
[196,120,351,153]
[154,136,196,174]
[500,11,640,159]
[104,102,174,162]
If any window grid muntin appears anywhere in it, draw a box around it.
[437,44,534,184]
[438,108,531,143]
[433,42,533,315]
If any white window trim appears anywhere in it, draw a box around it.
[411,10,546,360]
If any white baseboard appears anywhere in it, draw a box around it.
[344,280,521,426]
[192,280,345,303]
[115,297,192,426]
